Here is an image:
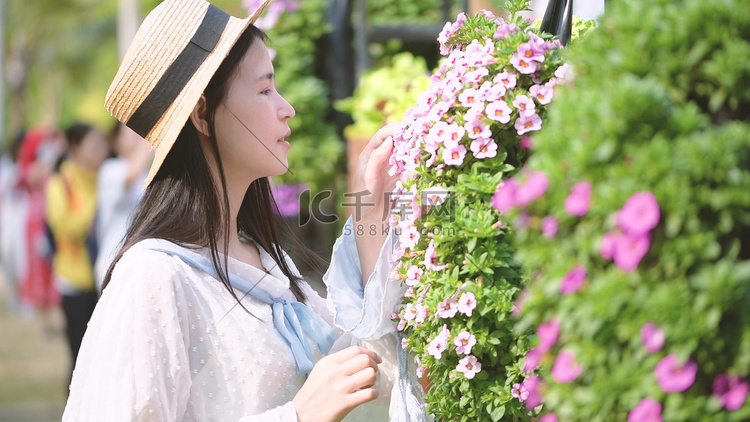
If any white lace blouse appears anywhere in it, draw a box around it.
[62,219,412,421]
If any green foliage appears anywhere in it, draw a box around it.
[510,0,750,420]
[261,0,342,193]
[334,52,432,140]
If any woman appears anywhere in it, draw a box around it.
[46,123,109,388]
[63,0,410,420]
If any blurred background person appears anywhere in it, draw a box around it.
[93,123,151,290]
[45,122,108,389]
[17,125,64,331]
[0,130,28,312]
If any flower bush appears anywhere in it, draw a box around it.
[386,1,593,419]
[503,0,750,420]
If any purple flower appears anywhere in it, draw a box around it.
[654,354,697,393]
[523,347,543,372]
[617,191,661,236]
[514,113,543,135]
[456,355,482,379]
[511,383,529,402]
[713,373,749,411]
[541,216,559,238]
[600,231,619,260]
[551,350,583,383]
[560,265,587,294]
[522,376,543,410]
[515,171,548,206]
[492,178,519,213]
[485,100,512,124]
[539,414,558,422]
[613,233,650,272]
[437,297,459,319]
[564,181,592,217]
[628,398,662,422]
[442,143,467,166]
[454,331,477,355]
[271,182,307,217]
[537,318,560,353]
[640,322,665,354]
[519,135,534,150]
[470,138,498,159]
[457,292,477,317]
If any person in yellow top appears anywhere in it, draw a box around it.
[45,122,109,390]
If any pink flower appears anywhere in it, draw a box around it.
[458,88,482,108]
[470,138,498,159]
[713,373,749,411]
[515,171,548,206]
[628,398,662,422]
[600,231,620,260]
[416,357,425,378]
[437,297,459,319]
[541,216,559,238]
[424,240,447,271]
[529,83,554,105]
[510,53,539,74]
[517,40,545,62]
[485,83,507,102]
[464,119,492,140]
[405,265,424,286]
[511,289,529,317]
[442,143,467,166]
[415,304,428,323]
[511,383,529,402]
[399,224,421,250]
[458,292,477,316]
[422,186,449,207]
[522,376,543,410]
[564,181,592,217]
[551,350,583,383]
[560,265,587,294]
[514,113,543,135]
[523,347,543,372]
[539,414,558,422]
[617,191,661,236]
[454,331,477,355]
[402,303,416,321]
[443,123,466,148]
[493,71,517,89]
[640,322,665,354]
[427,330,450,359]
[512,94,537,117]
[485,100,513,124]
[613,233,650,272]
[456,355,482,379]
[654,354,697,393]
[537,318,560,353]
[492,178,519,213]
[519,135,534,150]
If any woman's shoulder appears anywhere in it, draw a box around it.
[109,239,195,294]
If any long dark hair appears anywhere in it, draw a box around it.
[103,25,319,303]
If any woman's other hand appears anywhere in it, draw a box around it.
[292,346,382,422]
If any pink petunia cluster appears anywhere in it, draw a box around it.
[524,318,559,372]
[713,373,749,411]
[654,354,697,393]
[628,398,662,422]
[600,191,660,272]
[491,170,549,213]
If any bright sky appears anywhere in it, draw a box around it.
[530,0,605,21]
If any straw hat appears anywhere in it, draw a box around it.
[105,0,273,187]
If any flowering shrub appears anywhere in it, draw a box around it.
[386,1,594,419]
[503,0,750,420]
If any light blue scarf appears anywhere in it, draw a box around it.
[142,239,337,374]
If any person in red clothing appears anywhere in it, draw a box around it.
[16,125,64,331]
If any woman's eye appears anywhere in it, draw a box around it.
[261,88,272,95]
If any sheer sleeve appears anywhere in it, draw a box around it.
[323,217,405,341]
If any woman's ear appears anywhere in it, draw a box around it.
[190,95,210,137]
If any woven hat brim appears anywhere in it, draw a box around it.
[105,0,273,188]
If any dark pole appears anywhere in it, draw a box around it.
[539,0,573,46]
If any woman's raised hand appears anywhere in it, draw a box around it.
[292,346,383,422]
[351,122,400,224]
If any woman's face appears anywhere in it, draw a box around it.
[212,38,295,185]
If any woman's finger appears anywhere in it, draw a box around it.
[346,366,378,393]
